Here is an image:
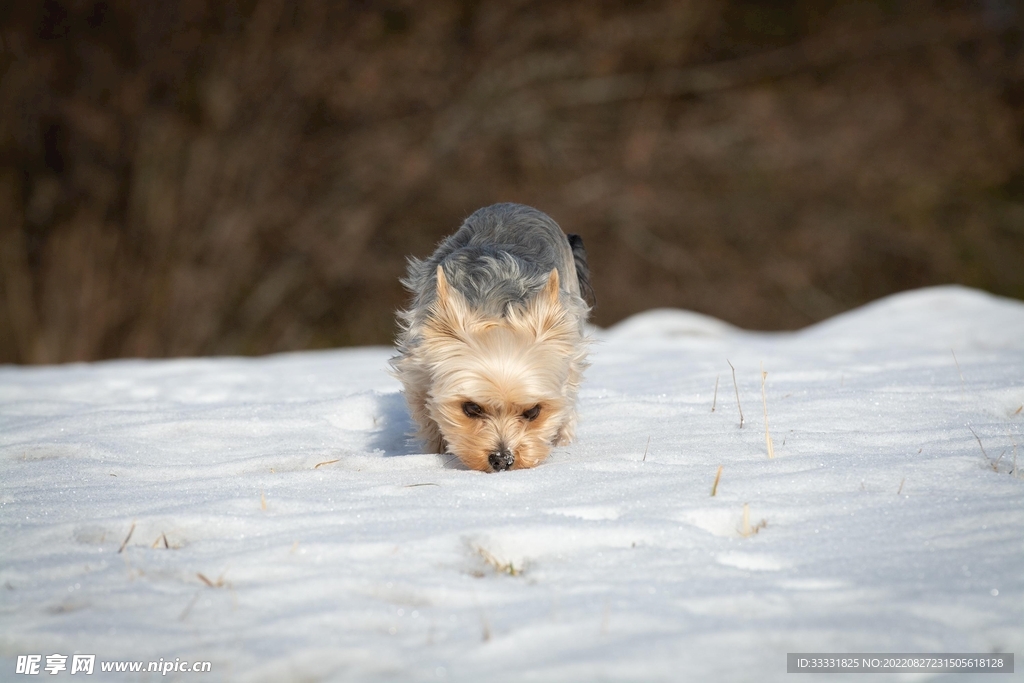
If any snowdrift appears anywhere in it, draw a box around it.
[1,285,1022,681]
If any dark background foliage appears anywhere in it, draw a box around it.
[1,0,1022,363]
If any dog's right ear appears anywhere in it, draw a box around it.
[435,265,451,303]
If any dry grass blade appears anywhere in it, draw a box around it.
[178,592,200,621]
[727,360,743,428]
[402,483,439,488]
[117,522,135,554]
[952,349,965,397]
[711,375,719,412]
[642,436,650,462]
[738,503,768,537]
[710,465,723,497]
[968,425,989,460]
[475,545,522,576]
[260,490,267,511]
[1014,437,1019,479]
[314,459,340,469]
[1014,405,1022,416]
[1008,429,1020,479]
[761,363,775,459]
[969,426,1006,472]
[197,572,226,588]
[897,478,905,495]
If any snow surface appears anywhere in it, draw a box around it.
[1,285,1022,682]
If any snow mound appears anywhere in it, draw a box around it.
[601,308,739,340]
[1,285,1022,682]
[799,285,1024,349]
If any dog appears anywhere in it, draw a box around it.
[392,203,593,472]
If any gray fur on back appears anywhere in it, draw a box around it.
[400,203,588,331]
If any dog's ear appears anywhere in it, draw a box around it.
[435,265,451,303]
[543,268,560,305]
[518,268,573,341]
[427,265,467,340]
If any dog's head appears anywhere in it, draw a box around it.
[417,266,581,471]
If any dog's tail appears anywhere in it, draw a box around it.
[567,234,596,308]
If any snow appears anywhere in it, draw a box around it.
[1,284,1022,682]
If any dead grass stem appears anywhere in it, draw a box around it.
[952,349,965,397]
[314,459,340,469]
[475,545,523,576]
[738,503,768,537]
[710,465,723,497]
[761,363,775,459]
[117,522,135,554]
[727,360,743,428]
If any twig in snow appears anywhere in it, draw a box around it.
[897,478,905,495]
[642,436,650,462]
[761,363,775,459]
[711,375,719,412]
[1014,405,1022,416]
[710,465,723,496]
[117,522,135,554]
[970,426,1005,472]
[727,360,743,428]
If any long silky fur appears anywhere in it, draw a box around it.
[391,203,591,471]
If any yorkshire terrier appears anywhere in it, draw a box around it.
[392,203,593,472]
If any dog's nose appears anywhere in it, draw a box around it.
[488,448,514,472]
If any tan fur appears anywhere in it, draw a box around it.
[393,266,587,471]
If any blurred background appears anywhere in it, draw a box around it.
[1,0,1022,364]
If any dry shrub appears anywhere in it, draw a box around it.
[1,0,1022,363]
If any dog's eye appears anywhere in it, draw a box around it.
[522,405,541,421]
[462,401,485,418]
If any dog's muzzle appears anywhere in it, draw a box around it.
[488,448,514,472]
